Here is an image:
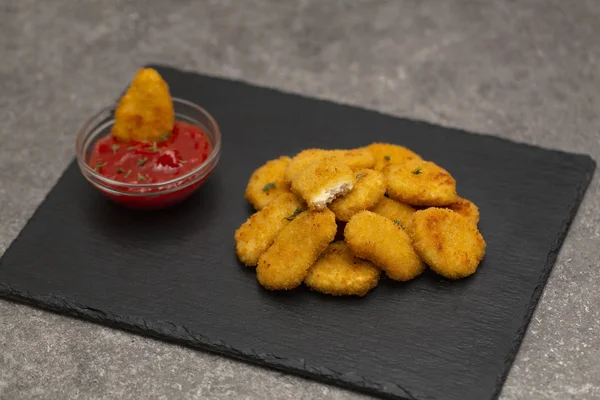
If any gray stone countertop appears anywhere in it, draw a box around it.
[1,1,599,399]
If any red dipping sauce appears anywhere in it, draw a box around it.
[90,121,212,184]
[87,121,216,209]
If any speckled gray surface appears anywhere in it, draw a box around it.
[0,0,599,399]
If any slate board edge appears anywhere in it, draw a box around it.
[149,63,596,164]
[0,284,414,400]
[491,162,596,400]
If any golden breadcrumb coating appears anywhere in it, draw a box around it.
[367,143,421,171]
[305,241,380,296]
[369,196,416,230]
[329,148,376,171]
[329,169,386,222]
[383,159,458,206]
[245,156,292,210]
[284,148,375,183]
[291,159,354,210]
[284,149,330,183]
[344,211,425,281]
[447,197,480,225]
[235,193,303,266]
[112,68,175,142]
[409,208,486,279]
[257,209,337,290]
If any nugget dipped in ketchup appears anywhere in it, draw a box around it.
[88,68,213,184]
[80,68,220,209]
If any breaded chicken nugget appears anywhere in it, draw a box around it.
[367,143,421,171]
[329,148,375,171]
[291,159,354,210]
[284,149,330,183]
[235,193,303,266]
[329,169,386,222]
[284,148,375,183]
[369,196,416,230]
[344,211,425,281]
[447,197,480,225]
[245,156,292,210]
[383,159,458,206]
[409,208,486,279]
[113,68,175,142]
[305,241,380,296]
[257,209,337,290]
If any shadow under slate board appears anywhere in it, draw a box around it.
[0,65,595,400]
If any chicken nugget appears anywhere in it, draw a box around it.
[245,156,292,210]
[367,143,421,171]
[383,159,458,206]
[446,197,480,225]
[113,68,175,142]
[305,241,380,296]
[329,169,386,222]
[284,149,330,183]
[409,208,486,279]
[291,158,354,210]
[329,148,376,171]
[344,211,425,281]
[369,196,416,230]
[235,193,303,266]
[257,208,337,290]
[284,148,375,183]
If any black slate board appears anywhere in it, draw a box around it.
[0,65,595,400]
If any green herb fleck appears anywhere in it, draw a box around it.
[412,167,422,175]
[137,173,145,181]
[356,173,365,179]
[116,167,124,173]
[127,146,136,151]
[94,161,106,172]
[151,141,159,152]
[111,144,120,154]
[137,158,147,166]
[124,170,132,178]
[262,182,277,192]
[394,219,406,230]
[384,155,391,161]
[158,132,171,142]
[284,208,304,222]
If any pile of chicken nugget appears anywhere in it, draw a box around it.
[234,143,486,297]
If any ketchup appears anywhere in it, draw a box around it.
[89,121,212,184]
[88,121,214,209]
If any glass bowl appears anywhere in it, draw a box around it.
[76,98,221,210]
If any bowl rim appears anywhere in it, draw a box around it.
[76,97,221,191]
